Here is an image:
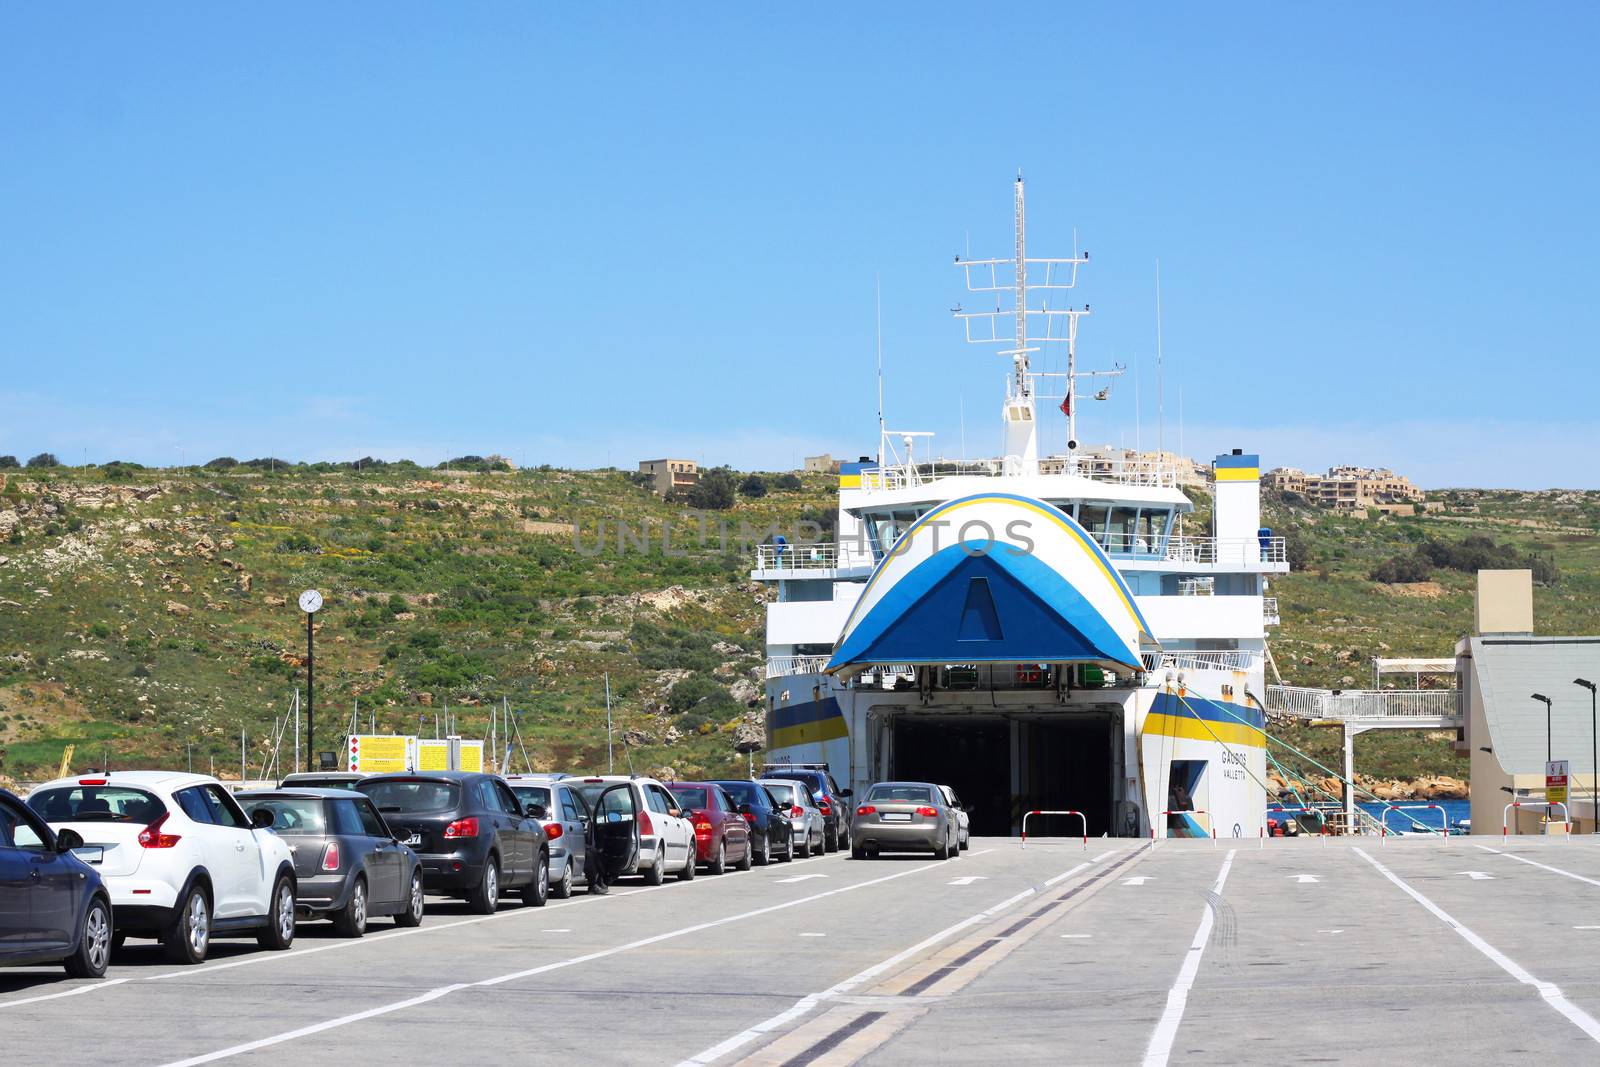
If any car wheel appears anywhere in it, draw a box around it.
[934,833,949,860]
[754,837,770,866]
[709,838,726,876]
[257,874,297,950]
[396,868,424,927]
[781,834,794,862]
[163,884,210,965]
[798,833,812,859]
[65,896,112,978]
[333,877,368,938]
[824,827,837,853]
[736,837,753,871]
[643,846,666,886]
[523,851,550,907]
[468,856,501,914]
[960,828,970,851]
[837,826,850,851]
[947,831,959,859]
[551,857,574,899]
[851,843,866,860]
[677,845,697,881]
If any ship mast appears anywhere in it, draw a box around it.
[953,176,1119,475]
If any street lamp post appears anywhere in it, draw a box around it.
[1575,678,1597,834]
[1531,693,1552,763]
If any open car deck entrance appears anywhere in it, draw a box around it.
[887,709,1120,837]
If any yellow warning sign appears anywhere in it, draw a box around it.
[416,740,450,772]
[1547,759,1569,805]
[349,735,410,774]
[458,741,484,773]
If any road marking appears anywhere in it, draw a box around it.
[1354,847,1600,1044]
[947,876,987,885]
[1060,934,1092,939]
[0,978,129,1011]
[1575,926,1600,930]
[541,928,572,933]
[800,932,827,938]
[1288,874,1319,883]
[1479,847,1600,888]
[776,874,829,884]
[1142,849,1236,1067]
[1317,929,1344,935]
[676,848,1133,1066]
[1122,876,1153,886]
[160,851,995,1066]
[1458,871,1494,880]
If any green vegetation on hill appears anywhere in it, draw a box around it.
[2,468,1598,787]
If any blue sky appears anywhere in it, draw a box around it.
[2,5,1596,487]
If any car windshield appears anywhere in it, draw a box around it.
[510,785,552,809]
[359,779,459,814]
[242,797,327,834]
[29,785,165,824]
[765,783,796,804]
[669,786,709,810]
[867,784,933,804]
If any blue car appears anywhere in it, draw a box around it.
[0,787,113,978]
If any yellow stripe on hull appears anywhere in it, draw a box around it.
[1143,711,1265,749]
[771,716,850,750]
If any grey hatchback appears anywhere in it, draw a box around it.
[240,788,424,937]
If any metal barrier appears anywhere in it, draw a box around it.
[1153,809,1214,846]
[1020,809,1087,850]
[1502,801,1572,842]
[1260,806,1330,848]
[1379,804,1449,842]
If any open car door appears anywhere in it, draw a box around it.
[590,783,640,883]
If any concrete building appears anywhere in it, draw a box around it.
[638,458,699,497]
[1457,570,1599,835]
[1065,444,1209,487]
[1263,465,1425,511]
[803,454,840,474]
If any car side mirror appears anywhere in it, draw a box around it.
[525,803,549,820]
[250,809,275,830]
[54,827,84,852]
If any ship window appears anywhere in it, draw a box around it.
[1106,507,1138,553]
[1078,505,1108,544]
[1134,510,1167,554]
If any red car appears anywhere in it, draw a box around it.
[666,781,753,875]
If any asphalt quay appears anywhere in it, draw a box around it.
[4,835,1600,1065]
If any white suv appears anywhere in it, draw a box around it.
[569,776,695,885]
[28,771,298,964]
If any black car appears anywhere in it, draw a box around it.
[709,779,793,865]
[278,772,367,790]
[0,788,113,978]
[758,765,853,851]
[239,788,424,936]
[357,772,548,914]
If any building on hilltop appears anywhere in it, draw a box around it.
[1263,465,1424,511]
[1052,444,1209,487]
[638,458,699,497]
[803,454,841,474]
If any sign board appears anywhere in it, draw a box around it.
[349,735,411,774]
[1547,759,1570,805]
[457,739,484,773]
[416,739,450,772]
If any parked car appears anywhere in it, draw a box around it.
[938,784,971,850]
[667,781,752,874]
[758,764,851,851]
[850,781,958,859]
[27,772,297,964]
[0,788,113,978]
[568,776,695,885]
[239,788,424,936]
[356,772,548,913]
[504,774,589,899]
[279,772,367,790]
[709,779,793,865]
[761,779,826,858]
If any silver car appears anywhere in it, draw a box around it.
[762,779,826,858]
[851,781,958,859]
[938,784,971,851]
[505,775,588,898]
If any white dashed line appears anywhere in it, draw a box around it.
[1142,849,1237,1067]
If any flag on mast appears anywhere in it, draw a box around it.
[1059,392,1071,417]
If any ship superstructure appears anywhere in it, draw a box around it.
[755,179,1286,839]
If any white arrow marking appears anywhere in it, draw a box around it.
[1289,874,1320,884]
[947,876,988,886]
[1458,871,1494,880]
[776,874,829,884]
[1122,876,1153,886]
[1060,934,1092,939]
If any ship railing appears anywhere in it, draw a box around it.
[854,456,1189,491]
[1264,684,1461,723]
[1164,535,1287,565]
[752,542,875,573]
[1141,650,1262,674]
[766,655,831,679]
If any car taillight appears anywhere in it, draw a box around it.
[818,801,831,815]
[856,805,876,816]
[544,823,563,840]
[790,806,804,817]
[443,817,479,839]
[915,806,938,817]
[741,812,756,823]
[638,809,654,836]
[694,821,713,834]
[138,812,181,848]
[321,841,341,871]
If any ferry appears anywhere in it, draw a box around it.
[754,178,1287,840]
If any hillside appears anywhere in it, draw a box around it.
[2,466,1598,787]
